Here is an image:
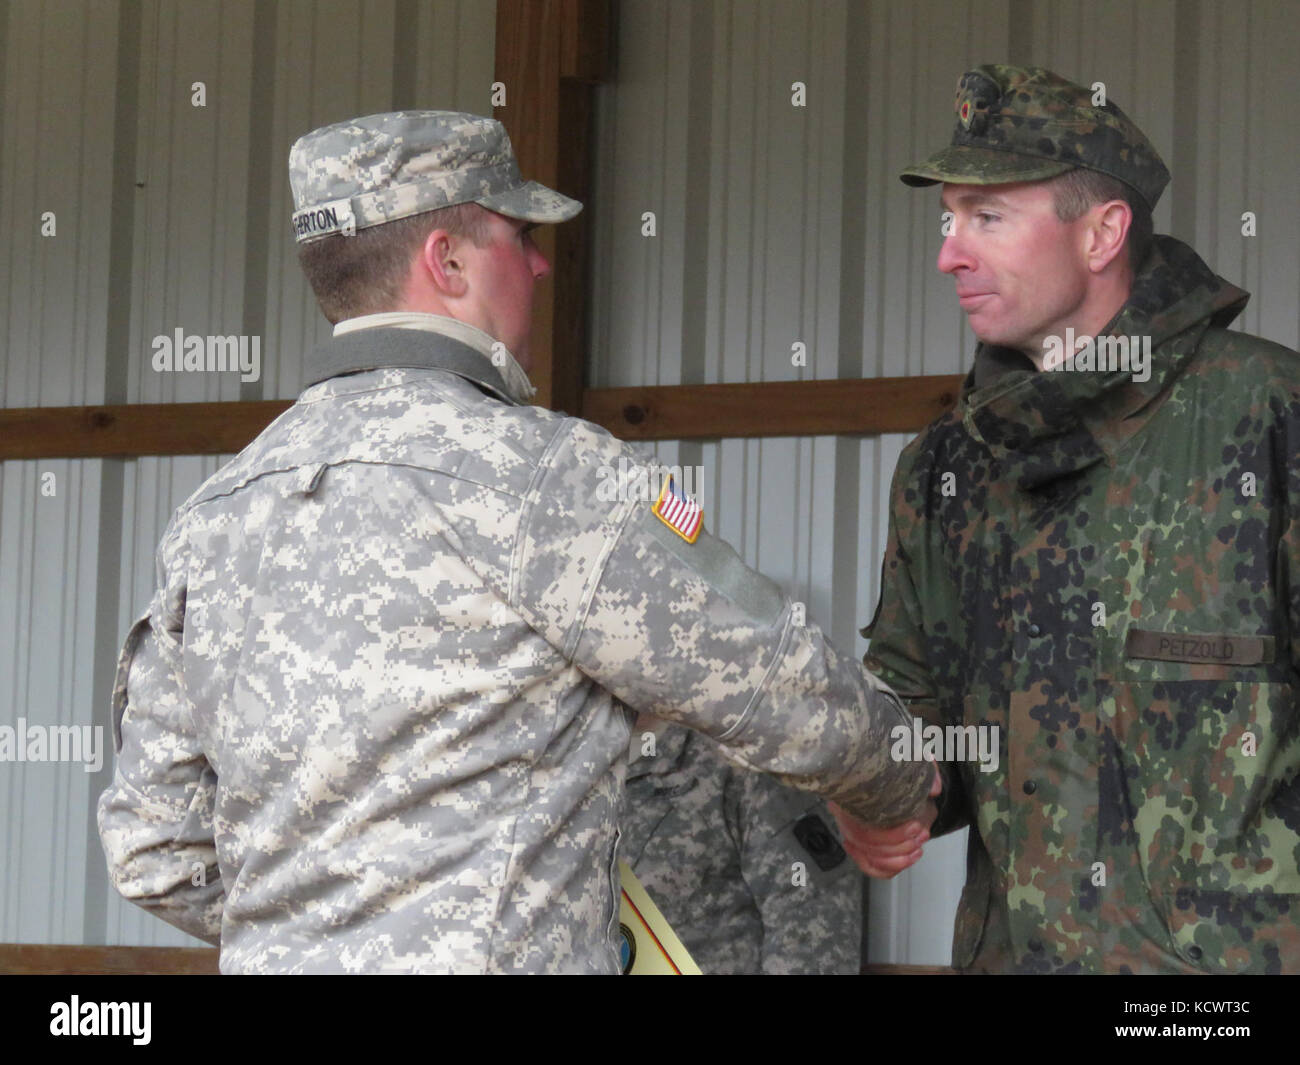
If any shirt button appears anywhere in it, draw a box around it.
[1188,945,1203,961]
[1027,623,1042,638]
[1023,780,1037,795]
[1028,938,1043,953]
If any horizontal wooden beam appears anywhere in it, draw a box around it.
[0,942,219,975]
[0,400,292,460]
[582,375,964,441]
[0,376,963,460]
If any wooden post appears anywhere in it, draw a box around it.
[494,0,610,415]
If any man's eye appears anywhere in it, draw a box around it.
[977,212,999,224]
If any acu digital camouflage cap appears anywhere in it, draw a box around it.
[900,65,1170,210]
[289,110,582,242]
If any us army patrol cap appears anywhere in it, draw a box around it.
[900,65,1170,211]
[289,110,582,242]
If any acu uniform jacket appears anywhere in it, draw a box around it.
[97,323,930,973]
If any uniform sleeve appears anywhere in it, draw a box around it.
[724,762,863,974]
[509,420,933,827]
[96,526,224,945]
[861,444,969,836]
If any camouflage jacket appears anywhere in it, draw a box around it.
[621,718,862,974]
[865,236,1300,973]
[97,323,930,974]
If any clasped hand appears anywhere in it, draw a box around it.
[829,761,942,878]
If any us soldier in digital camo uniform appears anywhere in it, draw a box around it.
[622,716,863,974]
[832,65,1300,973]
[96,111,934,974]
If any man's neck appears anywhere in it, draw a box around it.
[1023,280,1133,370]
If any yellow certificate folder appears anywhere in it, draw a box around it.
[617,860,702,975]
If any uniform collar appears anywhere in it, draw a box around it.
[304,322,526,405]
[958,236,1249,490]
[326,311,537,404]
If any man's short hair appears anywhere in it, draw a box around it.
[1048,168,1153,271]
[298,201,492,325]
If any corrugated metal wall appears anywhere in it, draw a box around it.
[588,0,1300,964]
[2,0,1298,962]
[0,0,495,948]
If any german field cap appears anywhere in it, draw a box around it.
[900,65,1170,211]
[289,110,582,243]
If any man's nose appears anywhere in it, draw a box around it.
[936,227,973,276]
[530,245,552,280]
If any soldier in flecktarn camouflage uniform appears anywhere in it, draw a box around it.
[833,65,1300,973]
[96,111,933,973]
[622,716,863,974]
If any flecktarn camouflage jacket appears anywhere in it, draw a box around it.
[866,236,1300,973]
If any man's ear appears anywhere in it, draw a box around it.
[1086,200,1132,274]
[420,229,468,298]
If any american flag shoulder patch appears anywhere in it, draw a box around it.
[652,474,703,543]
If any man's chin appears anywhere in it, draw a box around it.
[966,320,1022,351]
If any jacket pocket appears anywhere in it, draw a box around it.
[1115,674,1300,971]
[1161,887,1300,973]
